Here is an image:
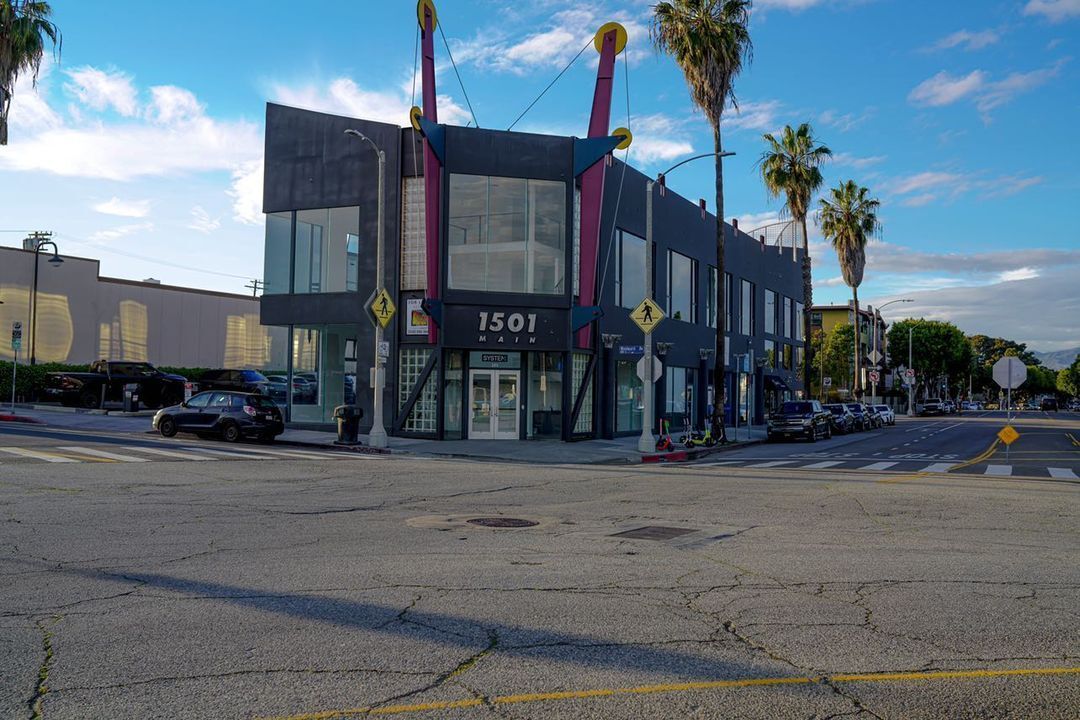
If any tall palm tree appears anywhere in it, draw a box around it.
[817,180,880,399]
[653,0,752,441]
[0,0,61,145]
[758,123,830,390]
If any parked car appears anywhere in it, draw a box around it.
[1067,399,1080,412]
[291,376,316,402]
[1040,397,1059,411]
[823,403,857,434]
[198,369,271,395]
[861,404,885,429]
[961,401,981,411]
[873,404,896,426]
[917,398,944,416]
[153,390,284,442]
[767,400,832,442]
[265,375,289,402]
[46,360,186,409]
[843,403,872,431]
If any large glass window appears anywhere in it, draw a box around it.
[448,174,566,294]
[289,324,355,424]
[665,367,695,422]
[725,272,733,331]
[764,339,776,369]
[765,290,777,335]
[707,266,717,328]
[264,212,292,295]
[783,297,793,338]
[401,177,426,290]
[740,279,754,336]
[614,229,646,309]
[615,360,643,432]
[399,347,436,433]
[528,352,563,438]
[444,351,463,439]
[667,251,697,323]
[794,301,804,341]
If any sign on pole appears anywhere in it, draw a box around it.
[11,321,21,351]
[630,297,664,335]
[868,370,880,383]
[823,376,832,388]
[903,368,915,385]
[867,349,882,365]
[366,288,396,329]
[992,357,1027,390]
[997,425,1019,446]
[636,355,662,383]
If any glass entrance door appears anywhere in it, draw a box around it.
[469,370,519,440]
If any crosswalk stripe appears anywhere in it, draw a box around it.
[745,460,795,468]
[0,447,81,463]
[984,464,1012,476]
[57,446,149,463]
[181,447,275,459]
[129,446,215,461]
[1047,467,1078,479]
[801,461,844,469]
[227,447,355,460]
[859,461,898,471]
[921,462,954,473]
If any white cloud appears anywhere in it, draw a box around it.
[900,192,937,207]
[818,108,875,132]
[628,113,695,164]
[889,171,966,195]
[908,70,987,106]
[725,99,784,132]
[187,205,221,234]
[998,267,1039,282]
[755,0,831,9]
[92,197,151,218]
[64,66,139,117]
[735,211,784,232]
[228,160,264,226]
[866,242,1080,276]
[817,275,847,287]
[884,169,1042,205]
[832,152,886,169]
[974,61,1066,113]
[148,86,203,124]
[926,29,1000,52]
[1024,0,1080,22]
[8,62,62,133]
[271,76,471,127]
[89,222,154,242]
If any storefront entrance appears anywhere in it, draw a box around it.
[469,369,520,440]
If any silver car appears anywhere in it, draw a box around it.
[873,404,896,426]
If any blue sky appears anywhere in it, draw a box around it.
[1,0,1078,349]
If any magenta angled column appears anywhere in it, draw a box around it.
[420,1,441,344]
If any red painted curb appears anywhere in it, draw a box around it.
[0,414,43,424]
[642,449,688,463]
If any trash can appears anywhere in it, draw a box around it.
[333,405,364,445]
[123,383,140,412]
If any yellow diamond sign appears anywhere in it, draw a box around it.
[997,425,1019,446]
[368,288,396,328]
[630,297,665,335]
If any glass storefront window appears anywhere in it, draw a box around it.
[614,229,646,309]
[448,173,567,295]
[667,250,696,322]
[528,352,563,439]
[795,301,804,341]
[783,343,793,370]
[707,266,717,328]
[444,351,463,439]
[399,347,436,433]
[665,367,695,424]
[293,207,361,294]
[264,212,292,295]
[783,296,793,338]
[765,339,776,369]
[616,360,643,432]
[765,289,777,335]
[740,279,754,335]
[289,324,355,424]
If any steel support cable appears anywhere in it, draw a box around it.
[506,38,592,131]
[437,23,479,128]
[596,50,632,300]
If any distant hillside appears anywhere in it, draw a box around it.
[1032,347,1080,370]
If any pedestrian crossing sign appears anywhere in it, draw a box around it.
[997,425,1019,446]
[368,288,396,328]
[630,297,664,334]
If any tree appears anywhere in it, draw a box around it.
[0,0,61,145]
[817,180,880,399]
[967,334,1046,399]
[758,123,831,387]
[817,322,856,398]
[1057,355,1080,398]
[653,0,752,441]
[887,319,971,400]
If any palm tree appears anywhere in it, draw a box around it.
[758,123,830,390]
[817,180,880,399]
[0,0,61,145]
[653,0,752,441]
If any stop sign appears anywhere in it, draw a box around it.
[992,357,1027,390]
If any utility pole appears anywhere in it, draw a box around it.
[244,279,264,297]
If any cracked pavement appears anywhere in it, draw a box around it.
[1,451,1078,719]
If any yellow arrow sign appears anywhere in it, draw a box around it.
[630,297,665,335]
[997,425,1019,446]
[368,288,396,328]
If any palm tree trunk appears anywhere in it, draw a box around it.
[0,86,10,146]
[800,215,812,395]
[852,285,862,398]
[711,123,728,441]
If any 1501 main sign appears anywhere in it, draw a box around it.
[442,306,566,351]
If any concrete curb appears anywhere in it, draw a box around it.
[0,413,44,424]
[641,438,764,464]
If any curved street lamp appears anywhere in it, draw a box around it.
[30,239,64,366]
[869,297,913,404]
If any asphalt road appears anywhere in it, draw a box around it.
[1,414,1078,719]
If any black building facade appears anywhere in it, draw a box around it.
[260,103,805,439]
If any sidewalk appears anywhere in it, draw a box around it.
[2,404,765,465]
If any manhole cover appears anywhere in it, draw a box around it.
[467,517,539,528]
[611,526,698,541]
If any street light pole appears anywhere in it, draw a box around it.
[906,316,925,417]
[28,236,63,366]
[869,298,912,405]
[637,150,735,454]
[345,129,388,448]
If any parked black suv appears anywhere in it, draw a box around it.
[153,391,284,442]
[843,403,872,431]
[198,369,271,395]
[767,400,832,442]
[823,403,856,434]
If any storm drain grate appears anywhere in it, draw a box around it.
[467,517,539,528]
[610,526,699,541]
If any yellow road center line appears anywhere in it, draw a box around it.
[256,666,1080,719]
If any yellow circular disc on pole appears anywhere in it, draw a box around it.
[593,22,627,55]
[417,0,438,30]
[409,106,423,131]
[613,127,633,150]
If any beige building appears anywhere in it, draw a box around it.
[0,245,286,369]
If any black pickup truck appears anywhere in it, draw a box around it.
[46,361,186,409]
[766,400,833,442]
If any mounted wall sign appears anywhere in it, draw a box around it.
[442,305,568,351]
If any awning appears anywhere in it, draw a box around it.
[764,375,791,393]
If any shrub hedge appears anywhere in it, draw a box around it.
[0,362,213,403]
